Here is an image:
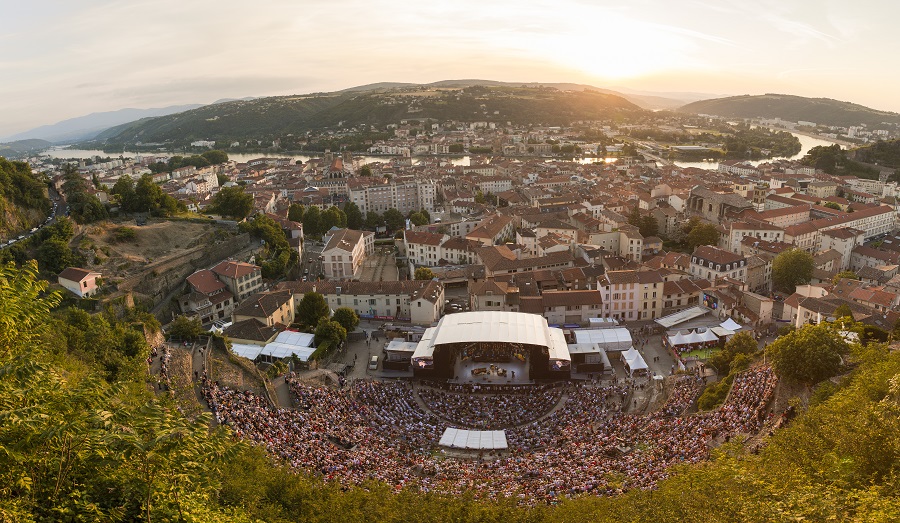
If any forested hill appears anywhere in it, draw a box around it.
[0,139,52,158]
[678,93,900,128]
[849,138,900,168]
[94,85,644,147]
[0,157,51,237]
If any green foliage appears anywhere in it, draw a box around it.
[772,248,815,293]
[200,150,229,164]
[414,267,435,280]
[801,144,881,179]
[0,157,50,222]
[834,303,854,321]
[296,292,329,329]
[765,323,847,385]
[314,318,347,348]
[36,238,75,275]
[823,201,842,210]
[383,208,405,232]
[210,186,254,220]
[61,164,108,224]
[302,205,322,237]
[320,206,347,232]
[287,203,305,223]
[364,210,384,230]
[343,201,364,230]
[697,373,734,411]
[112,225,137,243]
[358,165,373,177]
[167,314,204,342]
[331,307,359,334]
[408,210,429,227]
[627,207,659,238]
[708,331,758,374]
[686,222,720,250]
[833,270,858,283]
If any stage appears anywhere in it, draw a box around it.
[452,356,531,385]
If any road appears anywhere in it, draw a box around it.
[299,240,324,280]
[0,186,64,248]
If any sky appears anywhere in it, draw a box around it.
[1,0,897,138]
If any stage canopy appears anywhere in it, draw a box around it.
[573,327,633,351]
[439,428,508,450]
[259,330,316,362]
[230,343,263,360]
[548,328,572,361]
[429,311,554,348]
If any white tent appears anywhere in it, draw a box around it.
[621,347,648,376]
[574,327,633,351]
[258,330,317,362]
[720,318,743,331]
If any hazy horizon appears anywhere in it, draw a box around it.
[3,0,898,138]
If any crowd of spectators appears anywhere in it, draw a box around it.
[418,384,562,429]
[203,367,778,504]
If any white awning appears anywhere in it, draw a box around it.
[412,327,438,360]
[439,428,508,450]
[385,338,418,353]
[710,326,735,337]
[573,327,633,351]
[655,306,712,329]
[230,343,263,360]
[720,318,743,331]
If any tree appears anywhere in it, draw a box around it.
[297,292,329,328]
[134,174,165,213]
[36,238,74,275]
[414,267,435,280]
[111,174,136,210]
[216,173,229,186]
[408,211,429,227]
[383,208,405,232]
[321,206,347,231]
[834,303,854,321]
[288,203,305,223]
[364,211,384,230]
[708,331,758,374]
[475,191,485,204]
[302,206,322,237]
[823,201,842,210]
[168,315,204,341]
[686,223,720,250]
[833,271,858,283]
[359,165,373,177]
[200,150,228,164]
[765,323,846,385]
[343,201,364,230]
[314,318,347,349]
[773,248,815,294]
[332,307,359,334]
[211,186,254,220]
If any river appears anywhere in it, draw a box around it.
[41,130,840,171]
[671,132,842,169]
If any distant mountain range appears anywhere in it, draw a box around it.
[678,94,900,128]
[1,104,208,144]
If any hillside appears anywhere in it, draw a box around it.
[0,157,51,239]
[678,93,900,128]
[0,139,52,158]
[849,138,900,168]
[93,85,644,147]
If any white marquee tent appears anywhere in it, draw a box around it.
[573,327,633,351]
[621,347,648,376]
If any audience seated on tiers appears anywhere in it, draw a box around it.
[202,367,778,505]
